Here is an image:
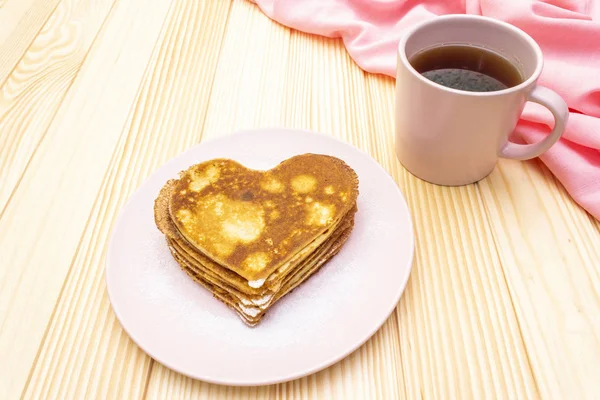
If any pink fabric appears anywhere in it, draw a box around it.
[251,0,600,220]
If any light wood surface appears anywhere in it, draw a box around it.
[1,0,599,398]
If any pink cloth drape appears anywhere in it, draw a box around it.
[251,0,600,220]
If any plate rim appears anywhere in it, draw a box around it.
[105,127,415,386]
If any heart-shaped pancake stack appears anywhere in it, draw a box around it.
[154,153,359,326]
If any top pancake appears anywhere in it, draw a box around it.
[167,153,359,283]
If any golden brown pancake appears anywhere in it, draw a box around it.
[167,154,359,285]
[167,210,354,308]
[168,222,354,326]
[153,153,359,326]
[166,208,355,295]
[155,179,356,295]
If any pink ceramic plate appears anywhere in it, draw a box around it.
[106,128,414,386]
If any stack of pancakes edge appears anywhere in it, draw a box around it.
[154,154,359,326]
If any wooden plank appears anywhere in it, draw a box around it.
[21,0,233,398]
[479,158,600,398]
[0,0,175,397]
[201,0,291,139]
[0,0,61,83]
[145,2,406,398]
[0,0,119,215]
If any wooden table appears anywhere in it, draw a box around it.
[2,0,599,398]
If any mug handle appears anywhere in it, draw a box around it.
[499,85,569,160]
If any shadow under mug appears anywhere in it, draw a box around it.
[394,15,569,186]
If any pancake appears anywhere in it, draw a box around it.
[155,178,355,296]
[153,153,359,326]
[167,210,354,309]
[167,154,359,285]
[165,207,355,296]
[169,221,354,326]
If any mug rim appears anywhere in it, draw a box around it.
[397,14,544,97]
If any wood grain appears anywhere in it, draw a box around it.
[22,0,233,398]
[0,0,175,397]
[1,0,599,398]
[0,0,61,83]
[0,0,118,213]
[479,159,600,398]
[201,0,291,138]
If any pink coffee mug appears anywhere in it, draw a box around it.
[394,15,569,186]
